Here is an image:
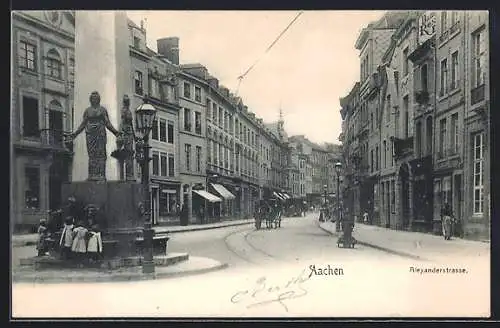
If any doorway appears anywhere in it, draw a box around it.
[399,164,411,230]
[49,106,64,146]
[454,174,462,237]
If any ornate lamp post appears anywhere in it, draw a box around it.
[135,98,157,274]
[335,162,342,232]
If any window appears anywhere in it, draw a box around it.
[451,51,459,90]
[375,146,379,171]
[472,28,486,88]
[403,47,409,76]
[473,132,484,214]
[439,118,447,158]
[152,152,159,176]
[451,114,459,155]
[441,11,448,33]
[185,144,191,171]
[133,36,141,49]
[370,149,374,172]
[134,71,143,95]
[22,96,39,138]
[386,95,391,122]
[370,113,374,130]
[218,107,223,128]
[403,96,409,138]
[160,153,168,176]
[196,146,202,173]
[219,144,223,167]
[195,112,202,134]
[46,49,62,79]
[212,103,217,123]
[159,119,167,142]
[421,64,428,92]
[150,77,160,98]
[195,86,201,102]
[167,121,174,144]
[383,140,387,168]
[19,41,36,71]
[426,117,433,155]
[24,167,40,209]
[440,58,448,96]
[151,118,159,140]
[451,11,459,26]
[416,122,422,158]
[183,82,191,98]
[168,154,175,177]
[184,108,191,131]
[207,99,212,121]
[207,140,212,164]
[442,177,451,207]
[214,143,218,166]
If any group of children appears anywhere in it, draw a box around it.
[37,216,103,267]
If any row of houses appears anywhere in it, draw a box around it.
[339,11,490,240]
[11,11,341,231]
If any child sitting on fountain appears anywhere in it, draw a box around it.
[87,224,103,265]
[71,220,89,267]
[36,219,50,257]
[59,216,74,260]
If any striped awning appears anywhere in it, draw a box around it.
[273,191,285,201]
[281,193,291,199]
[193,190,222,203]
[211,183,236,200]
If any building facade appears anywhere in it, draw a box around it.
[340,10,490,241]
[11,11,76,232]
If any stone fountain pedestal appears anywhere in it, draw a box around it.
[21,181,179,271]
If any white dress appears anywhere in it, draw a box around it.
[71,226,88,253]
[87,231,103,253]
[59,224,74,248]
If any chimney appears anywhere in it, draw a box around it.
[157,37,179,65]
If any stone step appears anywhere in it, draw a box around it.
[19,252,189,270]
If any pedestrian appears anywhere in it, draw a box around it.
[87,224,103,264]
[71,220,89,267]
[59,216,75,260]
[441,202,454,240]
[363,211,369,224]
[36,219,50,257]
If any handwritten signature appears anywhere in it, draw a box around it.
[230,268,311,312]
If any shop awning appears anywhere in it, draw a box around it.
[211,183,236,200]
[273,191,285,201]
[193,190,222,203]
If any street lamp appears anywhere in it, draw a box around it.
[135,97,157,274]
[335,162,342,232]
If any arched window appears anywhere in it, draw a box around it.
[46,49,62,79]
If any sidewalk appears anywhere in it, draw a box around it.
[11,218,254,248]
[319,221,490,262]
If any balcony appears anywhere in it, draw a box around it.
[393,137,414,159]
[450,21,461,35]
[471,84,485,105]
[415,90,430,105]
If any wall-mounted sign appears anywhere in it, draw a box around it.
[418,11,437,44]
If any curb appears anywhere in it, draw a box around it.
[12,221,254,248]
[318,224,428,262]
[12,262,229,284]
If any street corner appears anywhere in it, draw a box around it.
[11,255,229,284]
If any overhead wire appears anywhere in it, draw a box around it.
[235,11,304,96]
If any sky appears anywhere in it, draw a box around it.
[127,11,386,145]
